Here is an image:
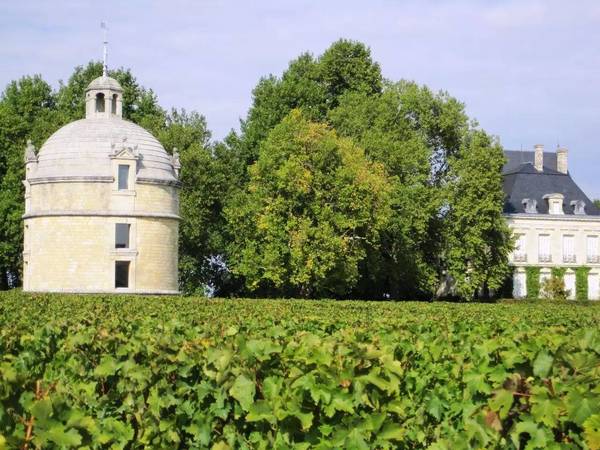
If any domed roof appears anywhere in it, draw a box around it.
[86,75,123,92]
[31,117,178,184]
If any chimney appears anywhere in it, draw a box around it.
[557,147,568,174]
[534,144,544,171]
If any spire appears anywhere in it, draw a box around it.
[101,21,108,76]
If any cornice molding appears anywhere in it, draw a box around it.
[505,213,600,223]
[23,210,180,220]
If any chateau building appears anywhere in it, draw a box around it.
[22,73,181,294]
[504,145,600,299]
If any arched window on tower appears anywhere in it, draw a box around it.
[95,93,105,113]
[111,94,117,114]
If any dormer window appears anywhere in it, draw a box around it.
[571,200,586,215]
[95,93,105,113]
[543,193,564,215]
[522,198,537,214]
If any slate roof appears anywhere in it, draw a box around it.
[32,117,178,184]
[502,150,600,216]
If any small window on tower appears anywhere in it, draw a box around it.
[111,94,117,114]
[95,93,105,112]
[118,165,129,190]
[115,261,130,288]
[115,223,130,249]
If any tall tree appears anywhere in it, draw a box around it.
[152,109,236,294]
[225,110,391,298]
[0,76,59,288]
[444,130,512,298]
[231,39,383,172]
[329,86,443,298]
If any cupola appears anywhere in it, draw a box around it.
[85,75,123,119]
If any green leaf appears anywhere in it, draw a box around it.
[344,428,370,450]
[42,425,82,447]
[531,398,561,428]
[31,398,52,422]
[292,410,313,431]
[246,400,274,424]
[427,395,444,420]
[510,421,550,449]
[93,355,120,377]
[583,414,600,450]
[489,389,514,419]
[566,391,600,426]
[379,422,405,441]
[532,352,553,378]
[262,376,283,401]
[229,374,255,411]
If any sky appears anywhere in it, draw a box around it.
[2,0,600,198]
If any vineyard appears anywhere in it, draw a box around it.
[0,292,599,449]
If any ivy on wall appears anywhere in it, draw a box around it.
[525,266,540,299]
[519,266,591,300]
[575,267,591,301]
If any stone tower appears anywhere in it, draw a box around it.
[22,75,180,294]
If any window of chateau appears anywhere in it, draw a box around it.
[514,234,527,262]
[115,261,130,288]
[587,236,599,263]
[562,235,576,263]
[538,234,551,263]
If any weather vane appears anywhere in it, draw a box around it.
[101,21,108,76]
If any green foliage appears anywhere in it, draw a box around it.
[541,272,569,301]
[233,39,383,172]
[445,131,512,299]
[225,110,391,297]
[329,83,448,298]
[150,109,235,294]
[576,267,591,301]
[526,267,541,299]
[230,41,511,300]
[0,291,599,448]
[0,75,59,288]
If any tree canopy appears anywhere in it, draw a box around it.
[226,110,391,298]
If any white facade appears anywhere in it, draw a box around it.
[508,214,600,300]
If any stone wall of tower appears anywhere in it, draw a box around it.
[28,182,179,216]
[24,180,180,294]
[23,215,179,294]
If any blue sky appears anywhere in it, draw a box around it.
[2,0,600,198]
